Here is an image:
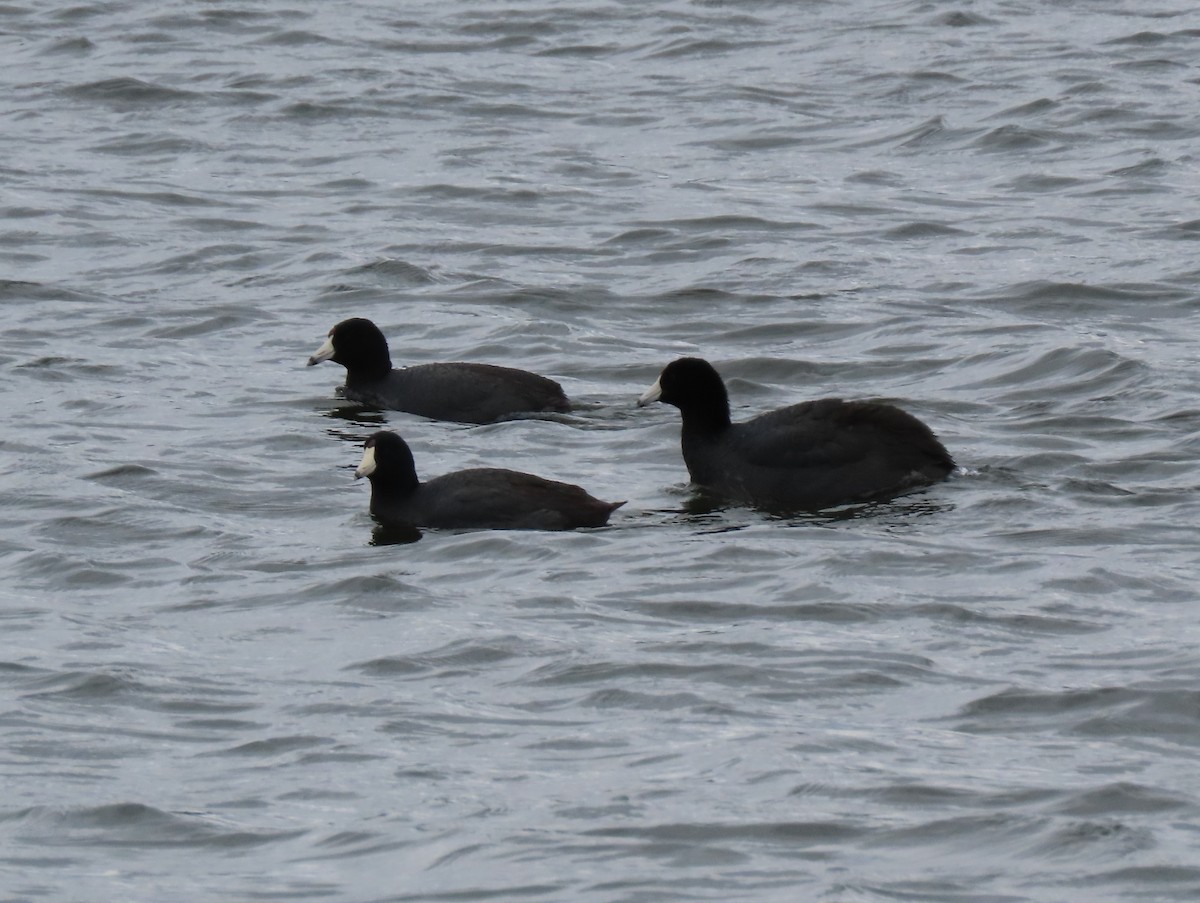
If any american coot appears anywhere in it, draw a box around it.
[354,430,624,530]
[638,357,954,511]
[308,318,570,424]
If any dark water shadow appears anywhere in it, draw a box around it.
[317,400,608,432]
[672,485,956,528]
[369,523,423,546]
[319,403,389,429]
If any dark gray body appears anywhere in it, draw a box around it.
[357,430,622,531]
[345,362,569,425]
[681,397,954,511]
[370,467,623,530]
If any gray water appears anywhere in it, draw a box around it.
[3,1,1200,900]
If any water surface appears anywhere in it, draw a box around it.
[3,1,1200,900]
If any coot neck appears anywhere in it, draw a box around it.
[677,398,732,435]
[370,467,419,498]
[348,355,393,383]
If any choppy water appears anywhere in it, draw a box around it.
[3,1,1200,900]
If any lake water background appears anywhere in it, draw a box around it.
[3,1,1200,900]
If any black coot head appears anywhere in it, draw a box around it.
[308,318,392,377]
[639,357,731,428]
[354,430,418,490]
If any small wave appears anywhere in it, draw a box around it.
[645,37,779,60]
[882,222,971,240]
[950,685,1200,745]
[1000,173,1089,193]
[65,77,199,107]
[969,280,1190,314]
[350,637,527,678]
[21,670,144,701]
[955,345,1146,396]
[40,37,95,55]
[1052,781,1190,816]
[1107,156,1171,177]
[931,11,999,27]
[973,124,1060,152]
[1104,31,1173,46]
[340,258,439,286]
[216,735,333,757]
[278,100,391,121]
[0,281,106,304]
[536,43,622,59]
[584,819,866,845]
[251,29,340,47]
[7,803,300,849]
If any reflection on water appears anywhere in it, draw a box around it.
[319,404,389,428]
[368,522,424,546]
